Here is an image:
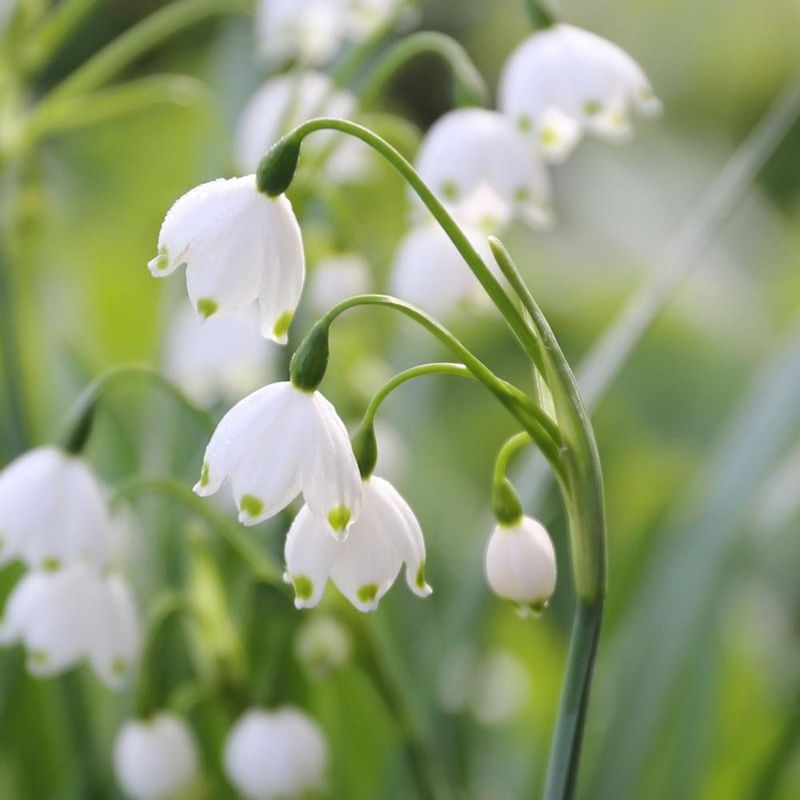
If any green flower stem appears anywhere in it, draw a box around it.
[489,238,606,800]
[112,476,285,587]
[263,118,544,370]
[357,31,488,109]
[316,293,562,464]
[493,431,533,488]
[59,363,215,453]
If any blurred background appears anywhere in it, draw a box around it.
[1,0,799,798]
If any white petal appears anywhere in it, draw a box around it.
[300,392,362,536]
[284,507,341,608]
[368,477,431,597]
[257,195,305,344]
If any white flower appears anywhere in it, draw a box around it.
[415,108,553,231]
[0,563,140,688]
[308,254,370,312]
[284,475,431,612]
[163,305,278,407]
[0,447,112,570]
[499,24,662,163]
[294,614,352,678]
[113,713,200,800]
[148,175,305,345]
[235,71,366,183]
[389,221,498,317]
[195,381,361,535]
[224,707,328,799]
[345,0,403,38]
[485,516,556,612]
[255,0,346,65]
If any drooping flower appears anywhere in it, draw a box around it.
[113,713,200,800]
[0,447,112,570]
[308,254,370,312]
[485,515,557,613]
[163,305,278,407]
[223,706,328,800]
[389,220,498,317]
[415,108,553,231]
[284,475,431,611]
[148,175,305,344]
[194,381,361,535]
[0,562,140,688]
[294,614,352,678]
[235,71,366,182]
[498,24,662,163]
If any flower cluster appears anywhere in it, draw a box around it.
[113,705,327,800]
[0,448,140,687]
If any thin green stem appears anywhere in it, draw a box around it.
[59,363,215,452]
[357,31,487,108]
[262,118,544,369]
[493,431,532,488]
[317,293,562,465]
[112,476,284,587]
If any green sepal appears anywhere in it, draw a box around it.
[256,135,301,197]
[493,477,523,525]
[351,423,378,479]
[290,319,330,392]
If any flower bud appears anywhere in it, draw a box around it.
[485,516,556,613]
[113,713,200,800]
[224,707,328,799]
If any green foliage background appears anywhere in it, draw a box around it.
[1,0,799,798]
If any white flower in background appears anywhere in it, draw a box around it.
[499,24,661,162]
[113,713,200,800]
[308,254,370,312]
[485,516,557,612]
[0,563,140,688]
[0,447,112,570]
[148,175,304,344]
[224,707,328,799]
[235,71,367,183]
[390,221,498,317]
[163,305,278,407]
[470,650,530,727]
[255,0,345,65]
[415,108,553,231]
[346,0,403,38]
[195,381,361,535]
[285,475,431,611]
[294,614,352,678]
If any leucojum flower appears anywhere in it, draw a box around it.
[499,23,662,162]
[113,713,201,800]
[224,707,328,800]
[148,175,305,344]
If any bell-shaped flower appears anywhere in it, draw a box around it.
[224,706,328,799]
[163,305,278,407]
[295,614,352,678]
[390,220,498,318]
[236,72,367,182]
[113,713,200,800]
[194,381,361,535]
[415,108,553,231]
[499,24,662,163]
[0,446,112,570]
[148,175,305,345]
[485,515,556,613]
[284,475,431,612]
[308,254,370,313]
[0,562,140,688]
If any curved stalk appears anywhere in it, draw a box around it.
[357,31,487,108]
[493,431,533,488]
[259,118,544,369]
[113,476,284,587]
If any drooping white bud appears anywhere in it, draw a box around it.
[194,381,361,536]
[113,713,200,800]
[163,305,278,407]
[148,175,305,344]
[0,447,112,570]
[499,24,661,163]
[415,108,553,231]
[223,707,328,799]
[285,475,431,612]
[0,563,140,688]
[485,516,556,613]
